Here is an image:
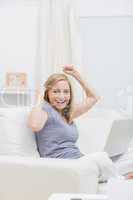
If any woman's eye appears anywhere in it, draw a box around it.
[64,90,70,94]
[52,90,70,94]
[53,90,59,94]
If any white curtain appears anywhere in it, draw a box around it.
[36,0,83,101]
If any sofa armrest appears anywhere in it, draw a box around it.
[0,155,99,200]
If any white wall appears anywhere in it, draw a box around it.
[0,0,39,89]
[78,0,133,111]
[78,0,133,17]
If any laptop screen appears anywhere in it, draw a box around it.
[104,119,133,157]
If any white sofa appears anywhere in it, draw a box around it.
[0,106,128,200]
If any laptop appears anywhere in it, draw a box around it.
[104,119,133,158]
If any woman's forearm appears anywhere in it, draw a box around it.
[74,72,99,100]
[63,65,100,100]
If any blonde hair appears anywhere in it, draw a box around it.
[43,73,73,123]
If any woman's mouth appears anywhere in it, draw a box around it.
[56,100,66,104]
[54,100,68,106]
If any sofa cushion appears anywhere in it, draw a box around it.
[0,107,39,157]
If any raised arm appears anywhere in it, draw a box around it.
[63,65,100,120]
[27,87,48,132]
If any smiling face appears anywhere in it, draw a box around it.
[48,80,71,111]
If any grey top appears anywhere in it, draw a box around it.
[35,101,83,159]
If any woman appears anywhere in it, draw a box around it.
[28,65,133,180]
[28,65,121,181]
[28,65,100,159]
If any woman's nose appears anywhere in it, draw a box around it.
[58,93,65,99]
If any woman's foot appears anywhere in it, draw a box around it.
[126,172,133,179]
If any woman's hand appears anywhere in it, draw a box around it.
[63,65,80,80]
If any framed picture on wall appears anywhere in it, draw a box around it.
[5,72,27,89]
